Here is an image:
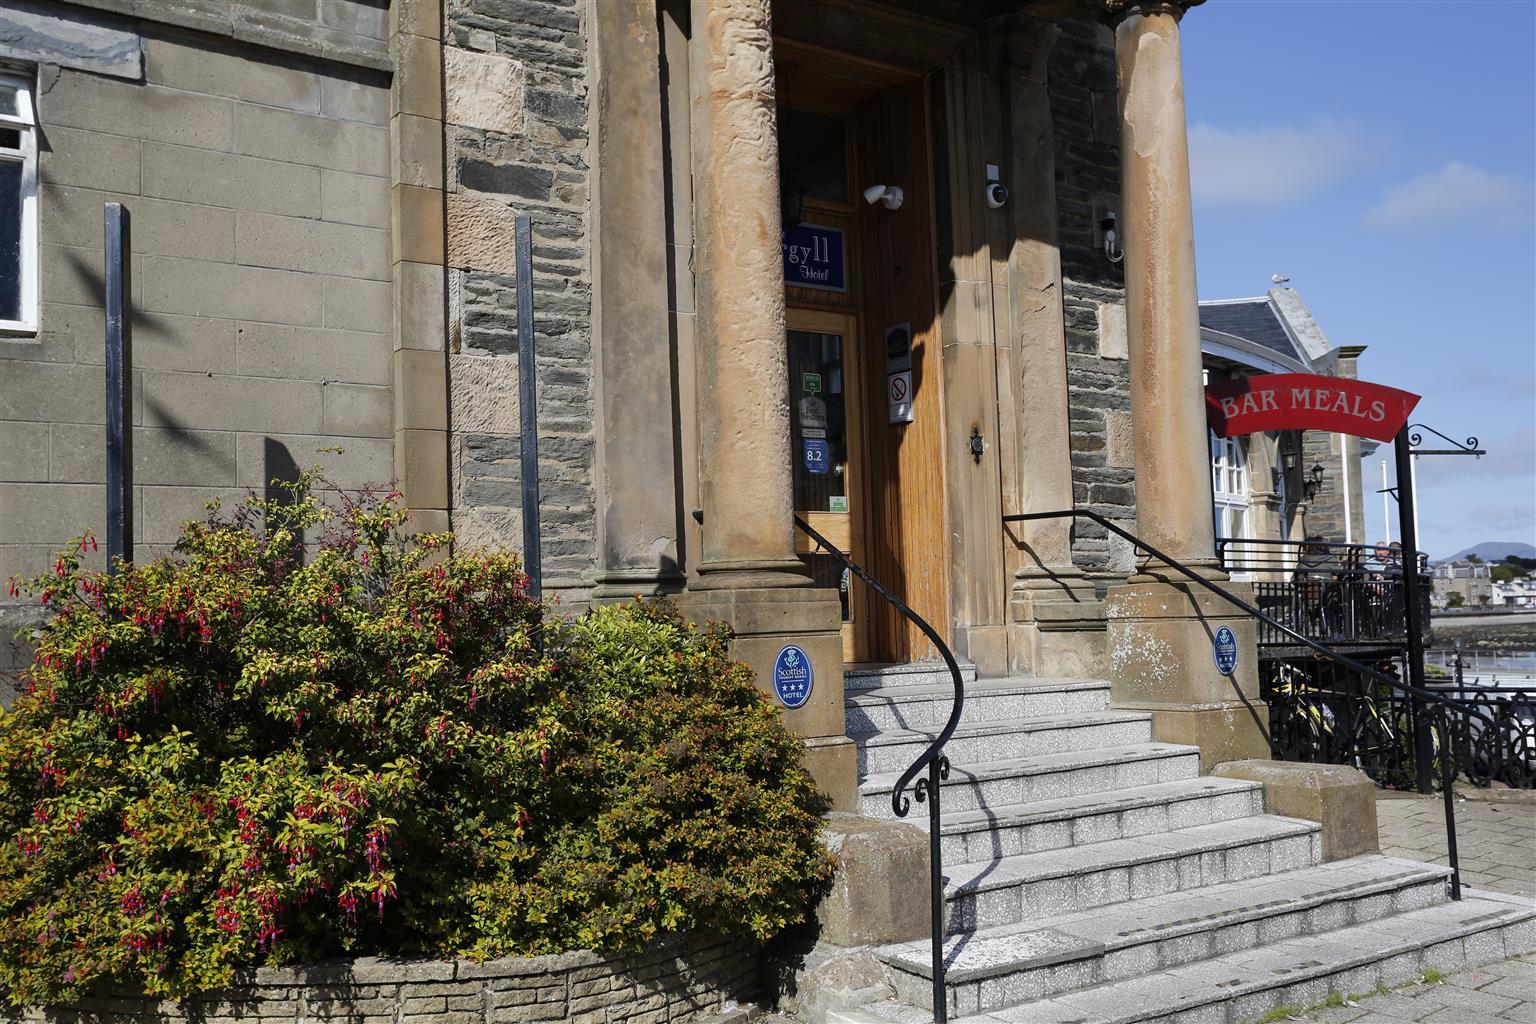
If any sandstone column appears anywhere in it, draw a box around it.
[683,0,854,807]
[589,0,685,600]
[690,0,803,590]
[1000,15,1106,677]
[1099,0,1268,769]
[1110,0,1217,576]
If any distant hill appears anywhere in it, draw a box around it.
[1441,541,1536,563]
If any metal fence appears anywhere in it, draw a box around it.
[1264,657,1536,789]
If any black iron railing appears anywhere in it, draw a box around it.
[1268,662,1536,790]
[1248,579,1427,647]
[1216,536,1429,576]
[1217,537,1431,647]
[792,515,963,1023]
[1004,508,1464,899]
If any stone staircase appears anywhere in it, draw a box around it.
[833,664,1536,1024]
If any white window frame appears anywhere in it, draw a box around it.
[0,70,39,335]
[1211,431,1251,575]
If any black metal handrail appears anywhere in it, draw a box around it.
[1215,535,1430,575]
[793,515,962,1023]
[1004,508,1464,899]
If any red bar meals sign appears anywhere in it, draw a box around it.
[1205,373,1421,443]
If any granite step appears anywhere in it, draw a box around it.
[845,677,1111,733]
[845,661,979,692]
[852,712,1154,777]
[937,776,1266,864]
[858,743,1202,821]
[878,856,1454,1015]
[843,892,1535,1024]
[943,816,1322,934]
[963,889,1536,1024]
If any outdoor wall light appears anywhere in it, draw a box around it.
[1302,463,1326,503]
[1282,450,1299,473]
[1100,210,1124,263]
[863,184,905,210]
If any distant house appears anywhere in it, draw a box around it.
[1492,575,1536,608]
[1432,561,1494,608]
[1199,288,1374,567]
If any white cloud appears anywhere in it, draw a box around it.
[1189,118,1373,205]
[1364,162,1535,230]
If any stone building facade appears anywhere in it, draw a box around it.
[0,0,1271,799]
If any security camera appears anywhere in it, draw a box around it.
[862,184,905,210]
[985,183,1009,209]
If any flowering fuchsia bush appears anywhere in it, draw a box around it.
[0,479,831,1005]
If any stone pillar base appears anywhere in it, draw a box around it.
[1010,574,1107,677]
[803,736,859,814]
[680,585,855,809]
[1116,702,1270,774]
[1212,760,1380,861]
[1105,580,1268,770]
[588,569,686,605]
[1008,597,1107,678]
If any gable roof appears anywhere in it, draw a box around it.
[1199,289,1334,374]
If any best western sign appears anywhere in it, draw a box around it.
[1205,373,1421,443]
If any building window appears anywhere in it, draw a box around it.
[1211,431,1250,559]
[0,71,38,335]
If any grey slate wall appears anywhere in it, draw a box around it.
[5,937,757,1024]
[0,6,393,696]
[1050,19,1137,588]
[444,0,597,603]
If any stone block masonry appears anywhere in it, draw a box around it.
[0,12,393,697]
[444,0,597,602]
[1049,20,1137,590]
[0,937,757,1024]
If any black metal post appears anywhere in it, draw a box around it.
[1437,703,1462,900]
[104,203,132,572]
[1394,427,1433,793]
[514,215,543,600]
[928,756,946,1023]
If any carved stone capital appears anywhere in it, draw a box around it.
[1086,0,1205,26]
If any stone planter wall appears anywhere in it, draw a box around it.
[9,937,756,1024]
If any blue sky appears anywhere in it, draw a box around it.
[1181,1,1536,559]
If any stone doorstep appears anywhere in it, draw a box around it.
[938,776,1264,841]
[857,743,1202,810]
[834,893,1534,1024]
[851,712,1153,775]
[851,710,1151,748]
[844,678,1111,732]
[877,858,1452,1000]
[945,815,1322,900]
[972,891,1536,1024]
[844,676,1108,706]
[844,662,980,691]
[937,778,1267,865]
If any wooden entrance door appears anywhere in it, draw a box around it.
[776,41,949,664]
[787,307,868,663]
[855,79,949,662]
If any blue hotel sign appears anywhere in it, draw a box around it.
[782,224,846,292]
[773,645,813,709]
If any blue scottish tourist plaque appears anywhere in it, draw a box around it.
[781,224,846,292]
[1212,626,1238,676]
[773,645,814,709]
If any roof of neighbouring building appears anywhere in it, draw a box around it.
[1199,289,1337,375]
[1200,299,1298,358]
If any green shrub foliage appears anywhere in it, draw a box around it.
[0,480,831,1004]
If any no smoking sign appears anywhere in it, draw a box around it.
[887,370,913,424]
